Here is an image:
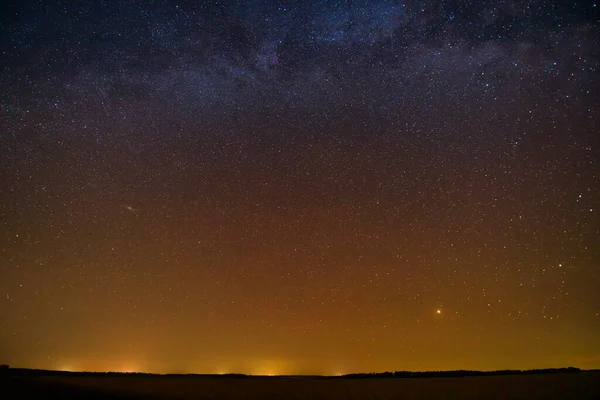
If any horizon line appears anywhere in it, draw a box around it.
[3,366,592,378]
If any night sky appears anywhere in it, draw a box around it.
[1,0,599,375]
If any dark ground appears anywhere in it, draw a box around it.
[2,370,600,399]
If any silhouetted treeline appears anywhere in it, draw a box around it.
[1,368,249,379]
[342,367,582,378]
[1,366,583,379]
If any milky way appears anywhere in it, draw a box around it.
[1,1,599,374]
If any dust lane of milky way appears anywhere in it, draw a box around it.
[0,0,598,375]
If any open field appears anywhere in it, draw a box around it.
[3,371,600,399]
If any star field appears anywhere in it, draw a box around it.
[0,0,599,375]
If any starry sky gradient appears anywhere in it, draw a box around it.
[1,0,599,375]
